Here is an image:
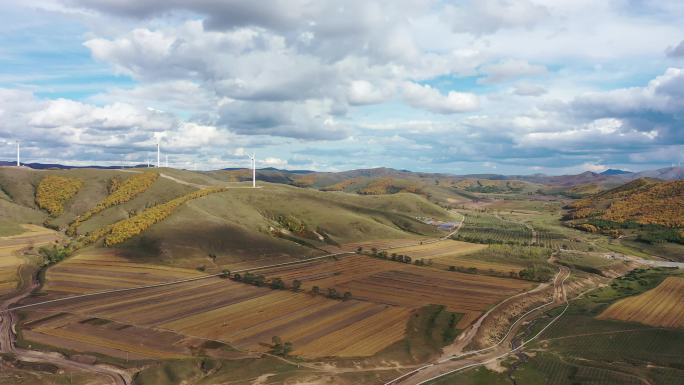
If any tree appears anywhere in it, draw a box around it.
[391,253,397,260]
[232,273,242,281]
[356,246,363,254]
[282,342,293,356]
[220,269,230,279]
[272,335,282,347]
[448,265,456,271]
[311,286,320,296]
[270,277,285,290]
[403,256,412,264]
[292,279,302,291]
[208,253,217,262]
[371,247,378,256]
[327,287,339,299]
[342,291,352,301]
[254,275,266,287]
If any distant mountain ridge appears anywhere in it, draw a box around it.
[2,161,682,183]
[600,169,632,175]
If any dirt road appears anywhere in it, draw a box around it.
[0,264,132,385]
[385,266,571,385]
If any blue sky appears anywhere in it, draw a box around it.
[1,0,683,175]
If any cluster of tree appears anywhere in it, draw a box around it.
[38,245,71,266]
[67,171,159,235]
[270,336,293,356]
[35,175,83,216]
[310,286,352,300]
[453,234,530,246]
[107,175,124,194]
[518,263,555,282]
[636,229,684,245]
[81,187,226,246]
[230,272,303,292]
[357,177,423,195]
[565,180,683,229]
[367,248,413,264]
[272,214,308,235]
[320,178,356,191]
[448,265,520,279]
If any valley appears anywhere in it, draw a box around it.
[0,165,682,385]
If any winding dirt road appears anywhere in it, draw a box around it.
[385,266,571,385]
[0,265,132,384]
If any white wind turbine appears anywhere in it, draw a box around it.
[16,141,20,167]
[248,153,256,188]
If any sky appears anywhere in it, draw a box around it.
[0,0,683,175]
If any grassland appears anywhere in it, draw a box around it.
[598,276,684,327]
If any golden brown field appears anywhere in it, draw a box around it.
[598,277,684,328]
[27,249,532,359]
[0,225,60,296]
[43,249,202,294]
[262,255,532,329]
[21,312,194,360]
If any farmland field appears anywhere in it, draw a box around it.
[454,211,533,245]
[598,276,684,328]
[43,249,202,294]
[27,253,532,360]
[385,240,522,273]
[0,224,60,296]
[31,277,410,358]
[261,255,532,329]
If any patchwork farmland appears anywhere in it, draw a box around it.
[22,251,531,360]
[598,276,684,328]
[260,255,532,329]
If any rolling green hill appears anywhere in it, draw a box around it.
[0,167,458,269]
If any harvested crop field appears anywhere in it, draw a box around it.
[332,238,431,253]
[20,312,194,360]
[598,277,684,328]
[387,240,487,259]
[262,255,532,328]
[32,267,410,358]
[0,224,60,296]
[43,249,202,294]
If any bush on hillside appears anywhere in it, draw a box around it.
[68,171,159,235]
[100,187,227,246]
[35,175,83,216]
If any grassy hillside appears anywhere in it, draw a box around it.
[115,183,457,269]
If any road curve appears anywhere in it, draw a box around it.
[385,266,571,385]
[0,266,131,385]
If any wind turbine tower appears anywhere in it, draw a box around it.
[249,153,256,188]
[16,141,20,167]
[157,140,161,168]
